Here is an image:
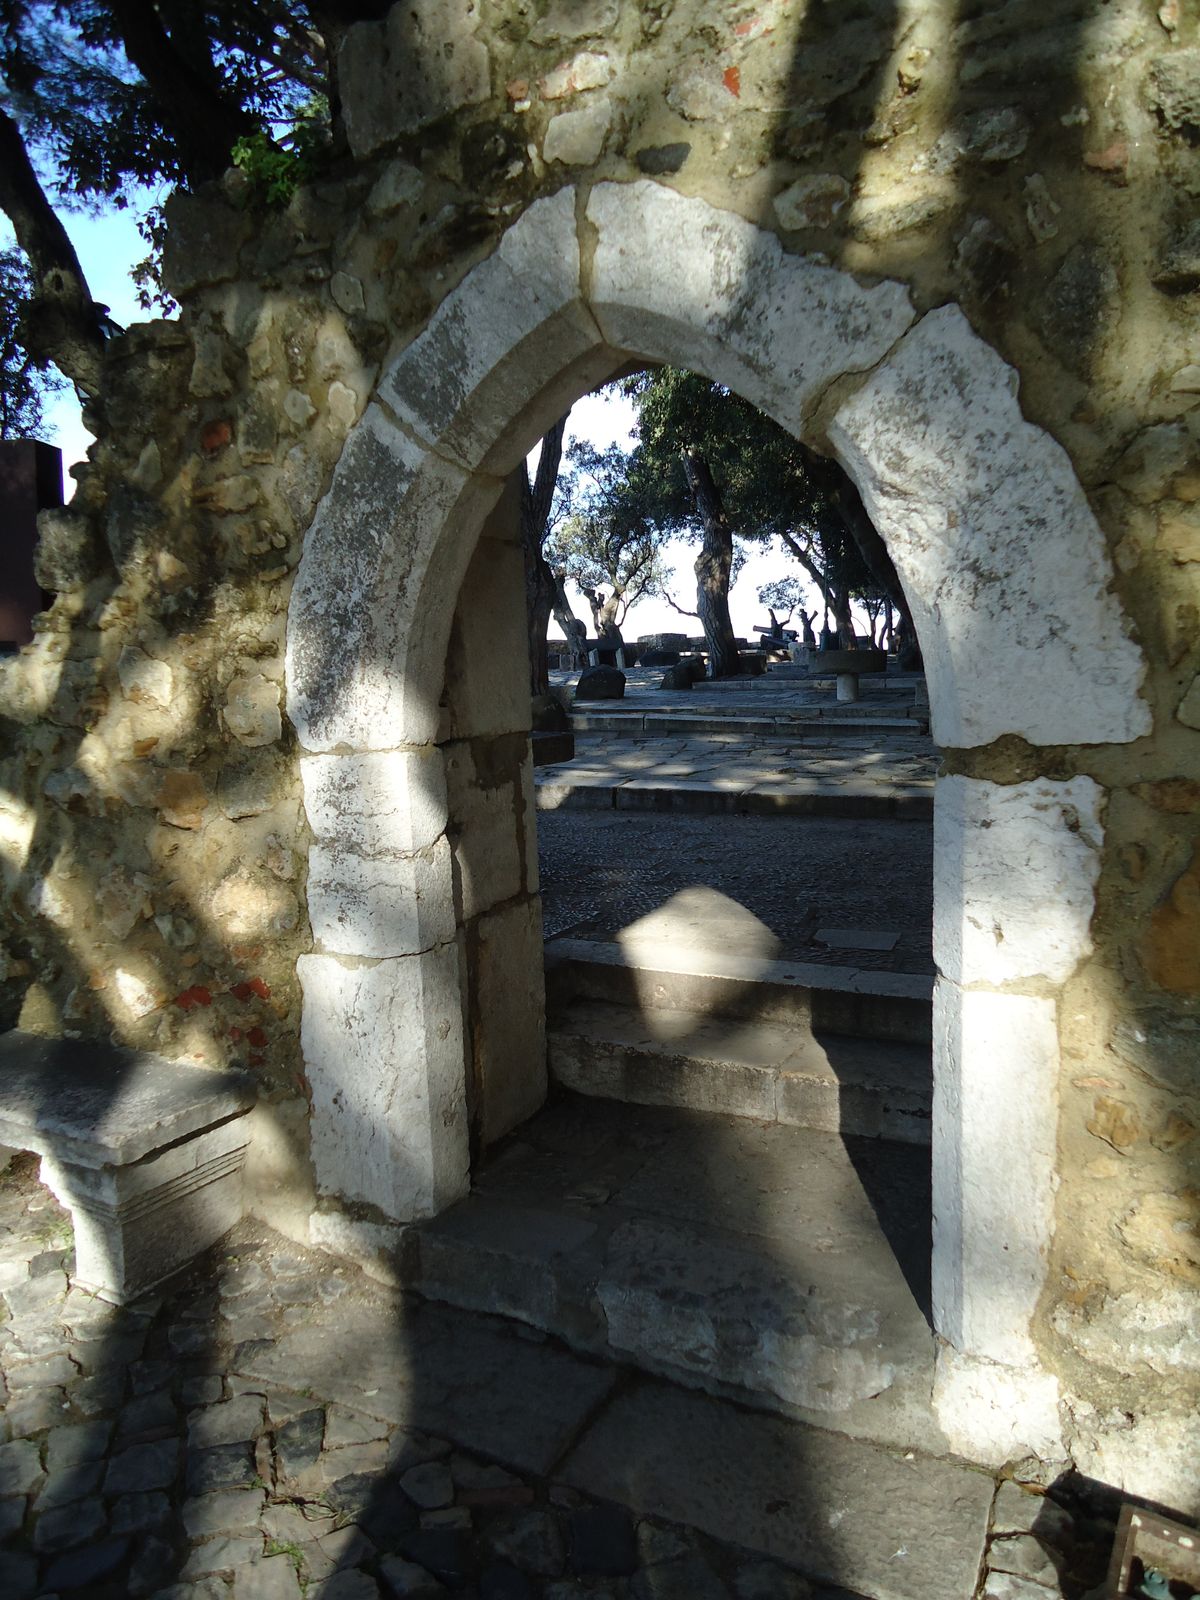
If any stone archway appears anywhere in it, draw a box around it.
[285,180,1148,1451]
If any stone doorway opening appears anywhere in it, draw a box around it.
[286,181,1145,1462]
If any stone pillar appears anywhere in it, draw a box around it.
[442,475,546,1148]
[298,746,469,1222]
[930,772,1105,1462]
[836,672,859,702]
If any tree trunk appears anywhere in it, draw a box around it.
[801,442,921,667]
[520,417,567,697]
[583,587,624,649]
[681,447,743,678]
[831,582,856,649]
[0,110,106,397]
[551,571,588,668]
[109,0,257,180]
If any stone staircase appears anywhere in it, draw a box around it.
[407,937,940,1451]
[544,937,932,1143]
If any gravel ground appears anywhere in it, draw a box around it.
[537,811,934,974]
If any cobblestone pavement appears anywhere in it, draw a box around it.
[0,1148,1121,1600]
[537,808,934,974]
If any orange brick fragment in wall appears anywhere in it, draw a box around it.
[723,65,741,96]
[1141,843,1200,992]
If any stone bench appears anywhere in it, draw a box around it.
[0,1030,254,1304]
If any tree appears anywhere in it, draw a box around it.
[620,368,919,667]
[0,1,387,397]
[0,245,66,437]
[520,414,589,697]
[546,440,673,653]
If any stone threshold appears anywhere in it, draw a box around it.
[536,774,933,819]
[571,709,931,737]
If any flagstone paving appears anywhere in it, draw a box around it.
[0,1148,1119,1600]
[536,734,937,821]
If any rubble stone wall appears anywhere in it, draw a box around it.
[0,0,1196,1510]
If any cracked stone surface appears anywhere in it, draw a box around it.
[0,1150,1117,1599]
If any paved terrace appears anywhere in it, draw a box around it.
[537,667,938,976]
[539,667,936,821]
[0,1150,1118,1600]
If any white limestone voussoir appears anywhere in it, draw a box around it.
[931,979,1059,1367]
[378,187,600,472]
[934,774,1104,987]
[307,836,456,958]
[301,749,449,855]
[829,306,1151,749]
[585,180,914,436]
[298,948,469,1220]
[285,404,499,752]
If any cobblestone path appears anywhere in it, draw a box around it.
[0,1151,1121,1600]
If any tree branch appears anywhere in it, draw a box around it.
[0,108,105,395]
[108,0,256,179]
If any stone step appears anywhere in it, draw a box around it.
[408,1096,938,1452]
[545,938,933,1047]
[535,773,933,819]
[548,998,932,1144]
[571,709,930,738]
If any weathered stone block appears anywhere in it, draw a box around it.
[223,673,282,746]
[33,507,102,591]
[161,191,252,297]
[470,898,546,1145]
[301,748,449,855]
[40,1112,251,1305]
[575,665,625,700]
[931,981,1059,1366]
[933,775,1104,986]
[286,403,500,751]
[379,189,601,475]
[308,835,456,958]
[298,947,469,1219]
[587,181,914,440]
[830,307,1150,748]
[544,103,612,165]
[444,739,525,922]
[445,506,532,741]
[339,0,490,157]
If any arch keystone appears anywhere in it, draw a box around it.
[585,180,915,436]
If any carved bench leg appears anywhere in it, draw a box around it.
[39,1114,251,1304]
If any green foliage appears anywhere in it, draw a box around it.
[757,576,807,621]
[232,94,330,205]
[1,2,327,205]
[546,439,674,623]
[230,128,295,202]
[618,368,885,607]
[0,245,66,439]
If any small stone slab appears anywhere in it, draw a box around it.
[815,928,901,952]
[0,1031,254,1168]
[561,1380,992,1600]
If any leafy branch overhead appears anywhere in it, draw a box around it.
[0,1,386,406]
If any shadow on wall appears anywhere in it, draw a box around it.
[0,0,1193,1591]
